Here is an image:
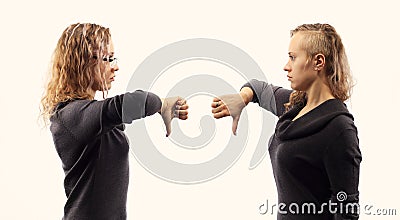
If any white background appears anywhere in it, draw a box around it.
[1,0,399,219]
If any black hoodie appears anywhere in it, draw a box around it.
[243,79,361,220]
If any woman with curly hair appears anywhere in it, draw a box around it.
[41,23,188,219]
[212,23,361,219]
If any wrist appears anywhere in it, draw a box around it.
[158,98,164,114]
[240,87,253,105]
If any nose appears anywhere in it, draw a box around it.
[112,64,119,72]
[283,61,291,72]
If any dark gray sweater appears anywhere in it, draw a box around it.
[243,79,361,220]
[50,90,161,220]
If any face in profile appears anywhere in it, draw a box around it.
[93,39,119,92]
[283,33,318,91]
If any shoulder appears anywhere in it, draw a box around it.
[327,114,358,141]
[56,99,99,113]
[324,115,361,162]
[51,99,98,125]
[322,99,357,132]
[331,113,357,129]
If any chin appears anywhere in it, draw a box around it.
[105,82,112,90]
[290,82,307,91]
[290,83,298,90]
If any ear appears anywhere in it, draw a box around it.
[313,53,325,71]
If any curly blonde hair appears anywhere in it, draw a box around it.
[284,23,353,110]
[40,23,111,124]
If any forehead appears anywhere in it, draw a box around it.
[108,39,114,51]
[105,38,115,55]
[288,33,305,52]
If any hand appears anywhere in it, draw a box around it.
[160,97,189,137]
[211,93,247,135]
[212,87,253,135]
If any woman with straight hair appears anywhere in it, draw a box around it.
[212,23,361,220]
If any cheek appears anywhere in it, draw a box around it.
[103,65,112,75]
[94,69,106,84]
[291,64,300,75]
[293,61,308,75]
[93,74,102,88]
[99,63,107,73]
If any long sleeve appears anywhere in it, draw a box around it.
[51,90,161,146]
[323,127,362,220]
[50,91,161,219]
[242,79,292,117]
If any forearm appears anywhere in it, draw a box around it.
[241,79,292,116]
[122,90,161,123]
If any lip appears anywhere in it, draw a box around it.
[110,77,115,82]
[287,75,292,81]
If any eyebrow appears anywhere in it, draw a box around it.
[288,52,295,55]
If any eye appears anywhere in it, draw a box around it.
[289,55,295,61]
[101,57,114,62]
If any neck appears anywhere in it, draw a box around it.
[305,79,335,108]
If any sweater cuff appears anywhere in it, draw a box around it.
[145,92,162,116]
[122,90,161,124]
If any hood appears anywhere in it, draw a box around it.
[276,99,354,141]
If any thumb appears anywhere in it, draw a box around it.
[232,115,240,136]
[164,117,172,137]
[161,107,172,137]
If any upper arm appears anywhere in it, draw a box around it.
[58,90,161,144]
[242,79,292,117]
[324,126,362,219]
[59,95,124,144]
[272,86,292,116]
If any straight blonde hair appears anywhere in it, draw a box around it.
[285,23,353,110]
